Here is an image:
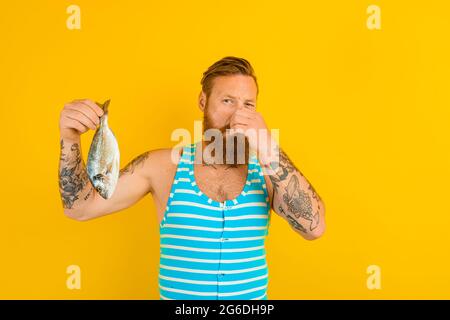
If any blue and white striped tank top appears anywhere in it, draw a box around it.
[158,142,271,300]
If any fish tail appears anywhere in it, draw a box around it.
[95,99,111,115]
[102,99,111,115]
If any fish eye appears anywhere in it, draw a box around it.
[94,174,104,182]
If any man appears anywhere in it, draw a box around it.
[58,56,326,300]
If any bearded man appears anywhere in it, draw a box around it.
[58,56,326,300]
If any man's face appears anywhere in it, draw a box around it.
[199,74,258,164]
[201,74,257,133]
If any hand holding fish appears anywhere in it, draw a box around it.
[59,98,152,221]
[59,99,104,142]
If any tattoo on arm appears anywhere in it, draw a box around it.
[84,187,94,201]
[286,214,308,233]
[59,139,91,209]
[119,151,150,176]
[202,162,217,169]
[268,149,297,194]
[278,205,308,233]
[283,176,320,231]
[268,149,321,232]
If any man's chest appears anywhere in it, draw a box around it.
[194,165,248,203]
[153,156,273,224]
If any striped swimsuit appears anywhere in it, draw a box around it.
[159,142,271,300]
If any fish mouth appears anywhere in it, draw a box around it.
[91,173,113,199]
[95,185,109,199]
[92,175,108,199]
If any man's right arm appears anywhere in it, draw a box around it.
[58,99,155,221]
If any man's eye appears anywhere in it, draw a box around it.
[223,99,232,104]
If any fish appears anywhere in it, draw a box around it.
[86,99,120,199]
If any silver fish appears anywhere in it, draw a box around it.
[87,99,120,199]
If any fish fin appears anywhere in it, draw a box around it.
[102,99,111,115]
[106,162,112,175]
[94,99,111,115]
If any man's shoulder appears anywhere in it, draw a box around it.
[144,144,189,171]
[140,145,190,192]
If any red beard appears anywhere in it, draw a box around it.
[202,109,250,166]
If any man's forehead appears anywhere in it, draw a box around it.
[211,75,257,98]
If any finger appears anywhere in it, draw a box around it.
[230,121,247,128]
[64,109,97,130]
[230,115,250,127]
[64,107,98,130]
[233,113,252,124]
[235,107,256,118]
[229,112,250,128]
[230,121,248,130]
[230,125,247,131]
[73,99,104,117]
[231,113,252,125]
[228,125,247,137]
[62,117,89,134]
[229,120,248,130]
[65,103,100,127]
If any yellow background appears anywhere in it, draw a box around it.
[1,0,449,299]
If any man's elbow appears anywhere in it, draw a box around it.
[302,208,326,240]
[63,208,91,222]
[303,223,326,240]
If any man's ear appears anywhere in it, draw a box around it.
[198,91,206,112]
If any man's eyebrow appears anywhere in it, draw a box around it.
[222,94,255,102]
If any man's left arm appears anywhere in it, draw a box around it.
[260,144,326,240]
[230,107,326,240]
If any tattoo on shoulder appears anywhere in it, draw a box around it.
[120,151,150,176]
